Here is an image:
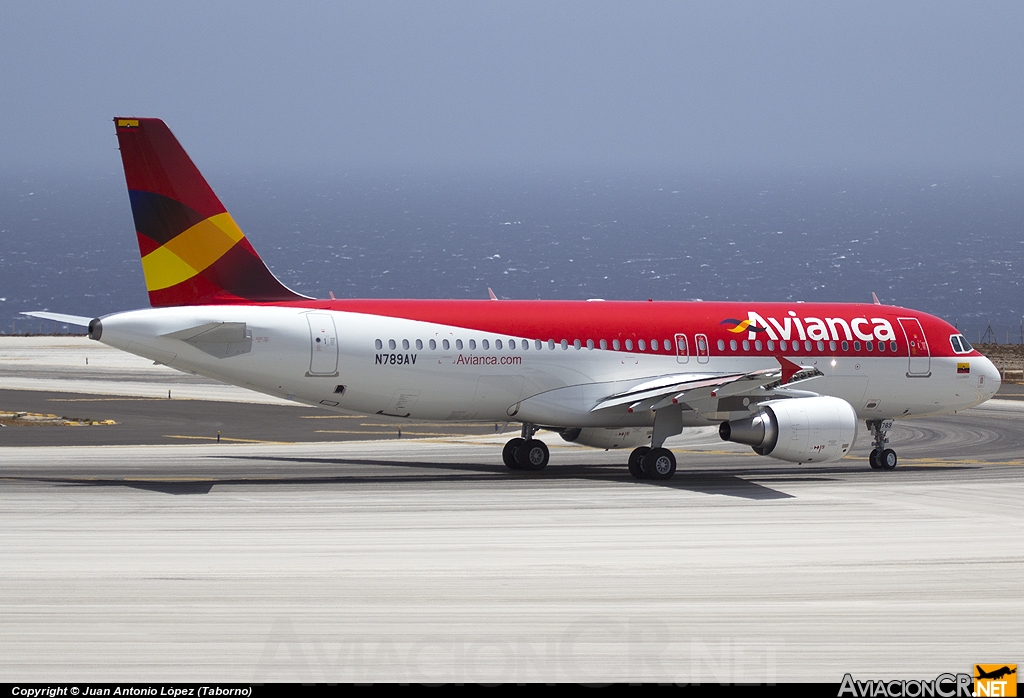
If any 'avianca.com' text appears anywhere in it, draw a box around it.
[454,354,522,366]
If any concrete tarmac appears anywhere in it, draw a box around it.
[1,337,1023,682]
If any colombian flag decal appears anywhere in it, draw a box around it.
[957,362,970,374]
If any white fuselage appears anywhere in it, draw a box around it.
[94,305,1001,433]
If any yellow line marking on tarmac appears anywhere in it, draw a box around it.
[298,415,368,419]
[48,397,171,402]
[162,435,295,444]
[313,430,465,436]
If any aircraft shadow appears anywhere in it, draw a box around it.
[7,459,976,498]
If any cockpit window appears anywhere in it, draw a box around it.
[949,334,973,354]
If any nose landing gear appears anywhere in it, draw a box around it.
[867,419,897,470]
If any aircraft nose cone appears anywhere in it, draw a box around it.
[976,355,1001,402]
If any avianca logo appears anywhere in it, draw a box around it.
[721,318,767,334]
[731,311,897,343]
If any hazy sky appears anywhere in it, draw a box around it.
[3,1,1024,173]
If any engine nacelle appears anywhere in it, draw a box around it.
[559,426,653,450]
[719,396,858,463]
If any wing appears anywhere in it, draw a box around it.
[591,359,824,415]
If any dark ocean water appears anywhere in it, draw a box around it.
[2,166,1023,343]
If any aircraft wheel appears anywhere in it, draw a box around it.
[869,449,881,470]
[880,448,898,470]
[628,447,650,479]
[643,447,676,480]
[516,439,549,471]
[503,438,525,470]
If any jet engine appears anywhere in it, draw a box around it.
[719,396,857,463]
[559,426,653,450]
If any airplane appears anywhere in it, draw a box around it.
[975,666,1016,681]
[25,117,1001,480]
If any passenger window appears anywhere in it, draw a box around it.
[600,339,607,350]
[375,339,382,350]
[729,340,737,351]
[469,339,477,350]
[625,339,633,350]
[456,339,464,350]
[718,339,726,351]
[415,339,423,350]
[481,339,489,350]
[780,340,787,351]
[587,339,594,349]
[429,339,436,350]
[389,339,397,350]
[804,340,812,352]
[767,340,775,351]
[817,341,824,351]
[841,341,848,351]
[496,339,503,350]
[755,340,762,351]
[613,339,620,350]
[402,339,410,350]
[572,339,580,349]
[878,342,885,353]
[854,341,860,351]
[742,340,750,351]
[890,341,898,351]
[829,341,836,351]
[638,339,646,351]
[866,341,873,351]
[548,340,556,350]
[443,339,450,350]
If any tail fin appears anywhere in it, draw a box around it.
[114,117,308,306]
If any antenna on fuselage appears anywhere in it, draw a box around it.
[871,292,881,305]
[488,287,499,301]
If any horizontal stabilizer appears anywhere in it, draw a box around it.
[21,311,94,327]
[162,322,252,358]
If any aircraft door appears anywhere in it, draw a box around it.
[675,334,689,364]
[307,313,339,376]
[695,333,709,364]
[898,317,930,376]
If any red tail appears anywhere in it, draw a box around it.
[114,117,308,306]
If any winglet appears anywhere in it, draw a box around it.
[777,356,803,384]
[872,292,881,305]
[488,287,498,300]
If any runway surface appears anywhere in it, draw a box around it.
[1,337,1023,682]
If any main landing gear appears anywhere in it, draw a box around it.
[503,423,550,471]
[628,405,682,481]
[867,419,897,470]
[628,446,676,480]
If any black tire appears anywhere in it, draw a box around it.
[869,449,881,470]
[628,447,649,479]
[643,447,676,480]
[516,439,549,471]
[503,438,525,470]
[880,448,897,470]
